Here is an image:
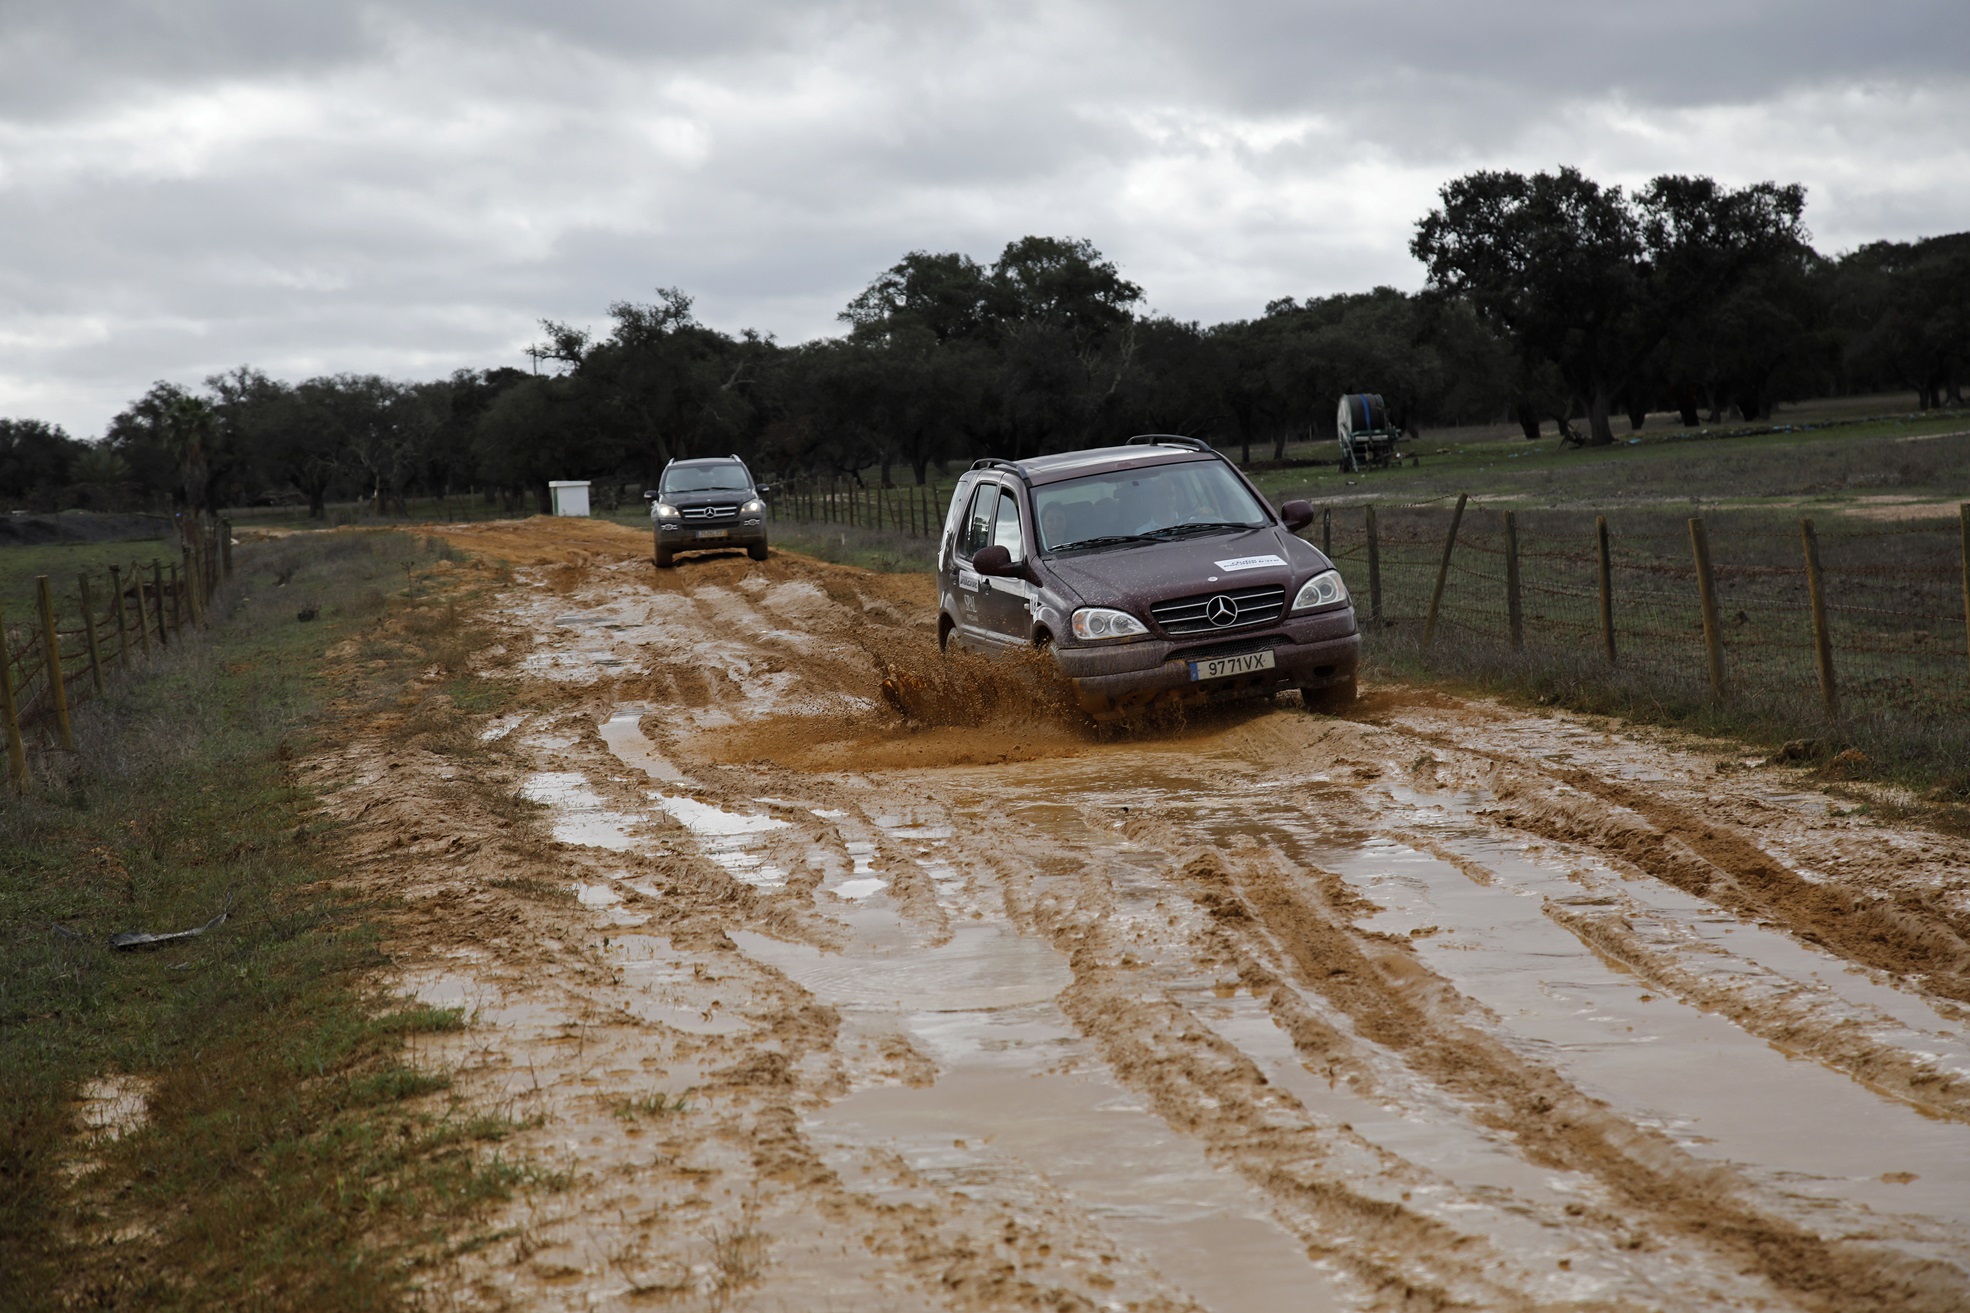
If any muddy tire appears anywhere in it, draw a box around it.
[1300,677,1357,714]
[655,548,674,569]
[747,541,769,562]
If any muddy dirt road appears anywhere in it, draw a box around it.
[328,518,1970,1311]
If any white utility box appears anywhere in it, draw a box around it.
[548,480,591,516]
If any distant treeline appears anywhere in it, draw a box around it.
[4,167,1966,516]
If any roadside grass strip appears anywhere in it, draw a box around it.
[0,531,530,1311]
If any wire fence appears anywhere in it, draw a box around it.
[1308,497,1970,753]
[767,478,950,538]
[1,516,232,790]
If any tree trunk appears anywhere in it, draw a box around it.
[1515,401,1541,441]
[1675,392,1702,427]
[1272,428,1289,461]
[1626,402,1647,432]
[1585,387,1615,446]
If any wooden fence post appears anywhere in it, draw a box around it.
[0,605,26,790]
[1688,517,1727,703]
[78,573,105,697]
[1961,503,1970,688]
[1503,511,1523,649]
[1596,515,1616,665]
[1422,493,1468,650]
[182,546,202,627]
[36,577,74,750]
[109,566,131,668]
[151,559,169,646]
[1801,518,1837,719]
[1365,505,1382,625]
[1321,507,1332,558]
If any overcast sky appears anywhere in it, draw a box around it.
[4,0,1967,437]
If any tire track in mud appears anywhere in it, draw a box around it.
[1162,845,1969,1313]
[1404,724,1970,1006]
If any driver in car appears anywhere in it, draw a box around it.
[1040,502,1070,551]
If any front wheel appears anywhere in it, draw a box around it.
[655,547,675,569]
[1300,677,1357,714]
[747,541,769,562]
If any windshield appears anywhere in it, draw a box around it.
[1033,460,1267,552]
[661,464,752,495]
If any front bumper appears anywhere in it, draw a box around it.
[655,519,767,550]
[1051,606,1359,715]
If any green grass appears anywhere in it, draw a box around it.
[1242,404,1970,513]
[769,521,936,573]
[0,530,533,1311]
[0,537,174,621]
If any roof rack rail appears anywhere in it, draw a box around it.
[1125,434,1213,452]
[969,457,1027,478]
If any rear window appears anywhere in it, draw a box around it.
[1033,460,1265,551]
[661,464,752,494]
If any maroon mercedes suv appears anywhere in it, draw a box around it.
[936,436,1358,718]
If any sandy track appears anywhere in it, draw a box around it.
[317,518,1970,1311]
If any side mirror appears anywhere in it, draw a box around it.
[755,485,773,497]
[642,490,659,502]
[972,544,1015,576]
[1279,499,1314,533]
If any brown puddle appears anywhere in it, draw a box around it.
[734,919,1345,1313]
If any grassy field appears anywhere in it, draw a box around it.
[0,532,537,1311]
[0,538,177,621]
[1242,403,1970,513]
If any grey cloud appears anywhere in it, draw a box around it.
[2,0,1966,435]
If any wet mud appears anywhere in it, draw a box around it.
[312,518,1970,1311]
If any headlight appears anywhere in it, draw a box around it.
[741,499,764,514]
[1071,607,1149,641]
[653,502,680,519]
[1291,569,1349,612]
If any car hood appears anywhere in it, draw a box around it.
[1041,527,1331,611]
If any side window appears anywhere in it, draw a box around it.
[992,489,1024,559]
[960,483,999,558]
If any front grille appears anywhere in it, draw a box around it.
[681,504,740,520]
[1170,635,1286,663]
[1150,585,1285,635]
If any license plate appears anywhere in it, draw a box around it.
[694,529,729,540]
[1188,649,1276,681]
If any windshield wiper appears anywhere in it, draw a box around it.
[1048,534,1162,553]
[1146,521,1261,539]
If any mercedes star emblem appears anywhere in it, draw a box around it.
[1205,594,1239,627]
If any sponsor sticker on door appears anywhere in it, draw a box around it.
[1213,554,1286,572]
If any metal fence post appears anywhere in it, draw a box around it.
[1595,515,1616,665]
[1503,510,1523,650]
[0,605,26,790]
[78,573,105,697]
[1689,517,1727,703]
[1801,518,1837,719]
[1422,493,1468,650]
[36,576,73,750]
[1364,505,1382,625]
